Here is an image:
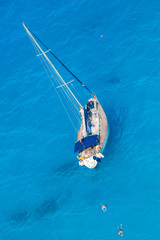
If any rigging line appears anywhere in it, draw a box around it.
[71,83,84,102]
[31,37,82,126]
[30,37,78,131]
[60,87,81,123]
[42,60,78,132]
[37,49,81,116]
[23,23,83,109]
[58,79,80,113]
[24,24,94,95]
[36,49,51,56]
[55,71,80,115]
[56,77,81,121]
[71,74,91,102]
[38,50,81,120]
[59,87,81,124]
[56,79,74,88]
[51,74,81,123]
[30,36,81,126]
[39,57,78,131]
[62,81,81,112]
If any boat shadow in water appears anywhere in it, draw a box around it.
[51,161,78,178]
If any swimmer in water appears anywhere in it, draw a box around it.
[118,224,123,236]
[102,205,107,212]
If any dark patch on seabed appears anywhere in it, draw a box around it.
[108,77,120,85]
[9,210,29,225]
[8,197,59,225]
[96,75,121,88]
[35,199,58,219]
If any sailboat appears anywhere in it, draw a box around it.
[22,23,109,169]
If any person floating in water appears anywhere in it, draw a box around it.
[118,224,123,236]
[102,205,107,212]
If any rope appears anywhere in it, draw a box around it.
[38,47,81,124]
[24,24,93,95]
[29,36,78,132]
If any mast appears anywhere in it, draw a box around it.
[22,23,83,109]
[23,24,93,96]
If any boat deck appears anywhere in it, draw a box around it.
[77,97,108,159]
[98,99,107,149]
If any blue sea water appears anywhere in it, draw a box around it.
[0,0,160,239]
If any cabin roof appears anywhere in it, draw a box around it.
[74,134,99,153]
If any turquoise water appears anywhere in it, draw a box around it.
[0,0,160,239]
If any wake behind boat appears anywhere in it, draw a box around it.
[23,23,109,169]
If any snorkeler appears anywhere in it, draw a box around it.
[118,224,123,236]
[102,205,107,212]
